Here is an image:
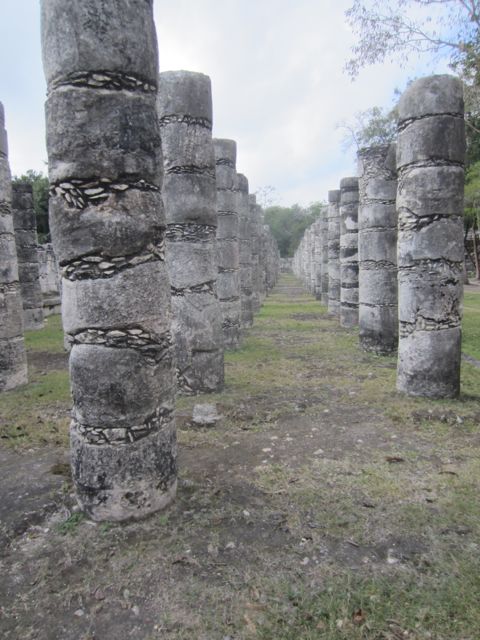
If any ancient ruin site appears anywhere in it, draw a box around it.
[1,1,480,639]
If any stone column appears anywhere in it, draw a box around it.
[313,220,322,300]
[214,139,242,349]
[237,173,254,328]
[0,103,28,391]
[358,144,398,354]
[37,242,61,316]
[396,75,465,398]
[340,177,359,327]
[12,184,45,330]
[157,71,224,394]
[320,207,329,305]
[327,189,341,316]
[41,0,176,520]
[249,194,262,313]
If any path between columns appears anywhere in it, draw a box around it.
[1,273,480,639]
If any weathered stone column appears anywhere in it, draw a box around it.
[214,139,242,348]
[37,242,61,316]
[313,220,322,300]
[327,190,341,316]
[41,0,176,520]
[238,173,254,328]
[396,75,465,398]
[358,144,398,354]
[157,71,224,394]
[320,207,329,305]
[0,103,28,391]
[249,194,262,313]
[340,178,359,327]
[12,184,45,330]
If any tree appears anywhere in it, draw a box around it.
[264,201,326,257]
[345,0,480,80]
[338,105,397,152]
[464,160,480,277]
[11,170,50,242]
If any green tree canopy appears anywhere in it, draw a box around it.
[264,201,326,257]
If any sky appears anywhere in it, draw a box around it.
[0,0,449,207]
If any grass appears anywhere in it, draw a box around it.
[254,557,480,639]
[24,314,65,353]
[463,291,480,360]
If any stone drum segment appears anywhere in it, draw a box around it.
[0,102,28,391]
[339,178,359,327]
[158,71,224,394]
[358,144,398,354]
[327,189,341,317]
[214,138,242,349]
[12,183,45,330]
[41,0,177,520]
[396,75,465,398]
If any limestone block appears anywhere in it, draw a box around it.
[41,0,158,85]
[46,90,161,183]
[62,261,171,337]
[71,426,177,522]
[70,343,174,428]
[49,190,165,263]
[397,328,461,398]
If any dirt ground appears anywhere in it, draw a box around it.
[1,275,479,639]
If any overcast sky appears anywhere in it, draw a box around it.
[1,0,448,207]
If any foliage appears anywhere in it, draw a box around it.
[264,201,326,257]
[12,169,50,242]
[345,0,480,80]
[338,105,398,151]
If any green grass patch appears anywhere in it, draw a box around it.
[463,292,480,360]
[254,558,480,639]
[24,314,65,353]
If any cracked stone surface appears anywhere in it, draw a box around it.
[41,0,176,520]
[396,75,465,398]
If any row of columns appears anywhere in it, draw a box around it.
[9,0,280,522]
[294,74,465,401]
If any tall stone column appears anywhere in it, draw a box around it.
[340,177,359,327]
[214,139,241,349]
[157,71,223,394]
[249,194,262,313]
[327,189,341,316]
[396,75,465,398]
[320,207,329,305]
[358,144,398,354]
[0,103,28,391]
[12,184,45,330]
[238,173,254,328]
[313,220,322,300]
[41,0,176,520]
